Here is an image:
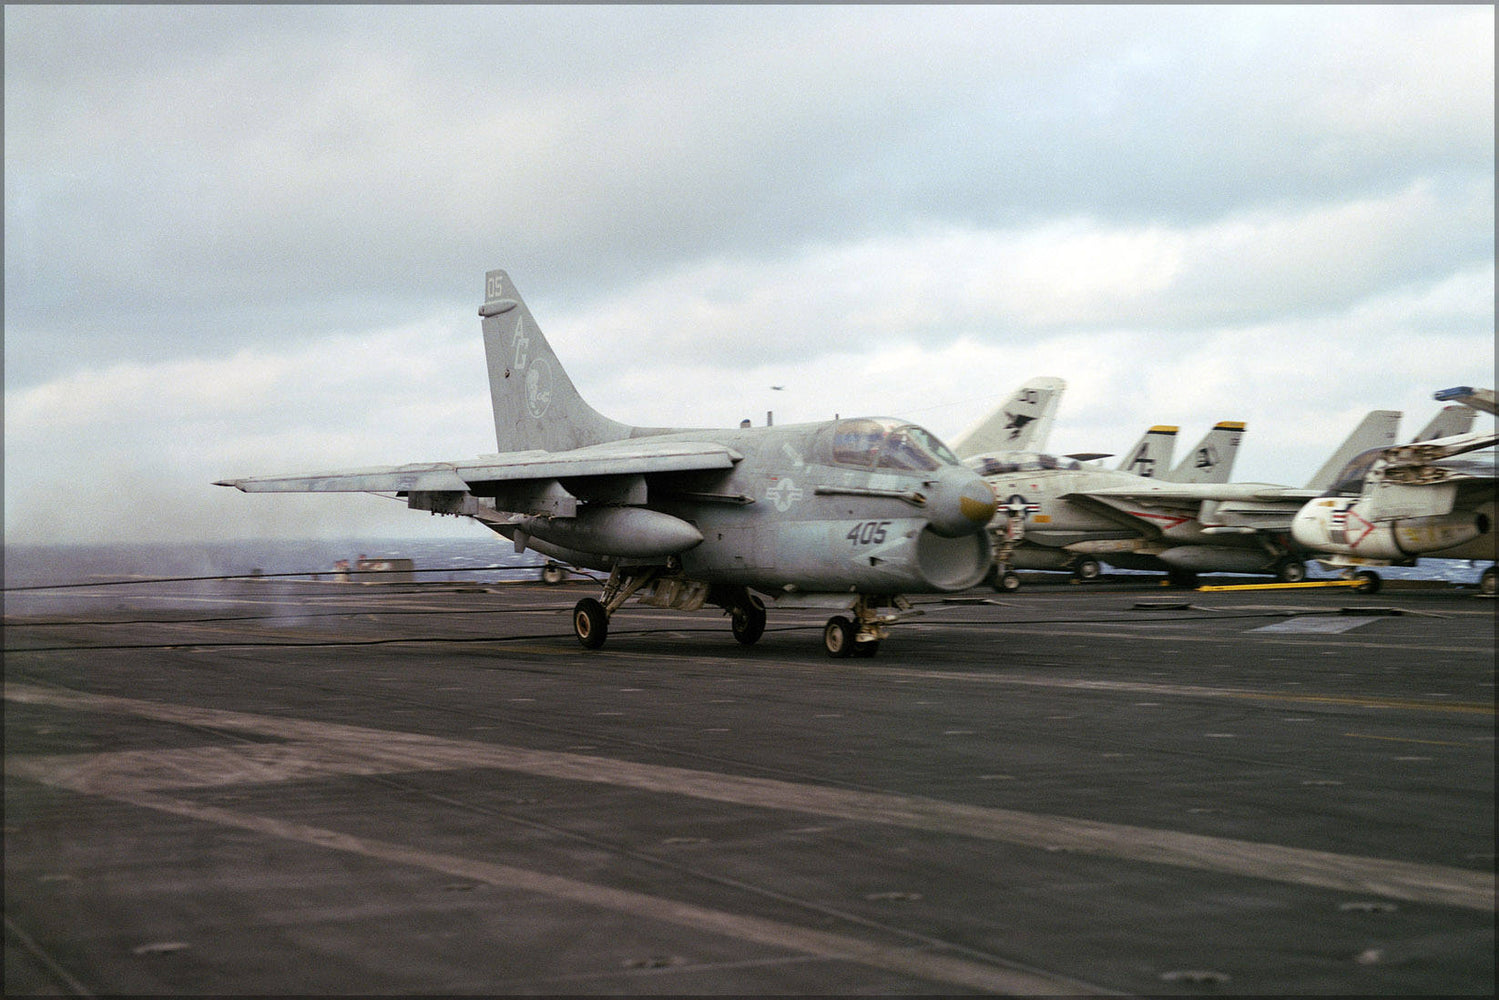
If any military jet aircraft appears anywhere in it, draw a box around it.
[217,268,998,655]
[967,410,1408,589]
[1292,387,1497,595]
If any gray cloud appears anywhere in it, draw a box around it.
[4,5,1493,544]
[8,6,1491,384]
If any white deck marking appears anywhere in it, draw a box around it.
[1251,617,1376,634]
[6,683,1492,912]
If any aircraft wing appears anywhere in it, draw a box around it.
[1062,482,1323,536]
[1434,386,1496,416]
[215,441,741,493]
[1075,482,1321,504]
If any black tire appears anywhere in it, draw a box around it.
[996,571,1022,593]
[1482,566,1497,597]
[824,616,856,658]
[573,598,609,649]
[541,563,566,585]
[852,639,880,658]
[1276,560,1307,583]
[731,599,767,646]
[1167,569,1199,589]
[1073,558,1101,582]
[1352,570,1381,595]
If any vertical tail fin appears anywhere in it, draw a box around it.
[1410,405,1476,443]
[480,269,635,453]
[1304,410,1401,490]
[1166,421,1244,484]
[1116,426,1178,478]
[951,377,1067,458]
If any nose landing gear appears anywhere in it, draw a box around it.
[822,595,915,658]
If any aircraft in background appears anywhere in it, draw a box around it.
[951,376,1067,457]
[1292,387,1496,595]
[967,419,1259,587]
[218,268,997,656]
[962,402,1446,588]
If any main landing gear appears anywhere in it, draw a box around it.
[569,566,769,651]
[1072,557,1101,582]
[567,567,910,659]
[1275,559,1308,583]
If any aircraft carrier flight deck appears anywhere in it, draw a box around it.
[4,575,1494,995]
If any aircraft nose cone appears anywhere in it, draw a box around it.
[927,472,997,537]
[960,480,998,524]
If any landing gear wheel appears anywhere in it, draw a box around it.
[1276,560,1307,583]
[572,598,609,649]
[1481,566,1497,597]
[731,598,767,646]
[824,616,857,658]
[1073,558,1101,582]
[996,571,1022,593]
[1352,570,1381,595]
[852,639,880,658]
[1167,569,1199,589]
[541,563,566,585]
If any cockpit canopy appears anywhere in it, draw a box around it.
[964,452,1083,477]
[1324,448,1384,496]
[826,417,960,472]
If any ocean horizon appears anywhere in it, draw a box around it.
[4,537,1488,593]
[2,537,551,590]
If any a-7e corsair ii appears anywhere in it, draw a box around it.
[217,268,998,656]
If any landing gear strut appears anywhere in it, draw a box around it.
[570,565,660,650]
[823,596,912,658]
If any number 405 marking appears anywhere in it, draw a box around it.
[846,520,891,546]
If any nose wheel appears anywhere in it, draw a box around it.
[823,614,882,658]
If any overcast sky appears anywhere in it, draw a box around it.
[5,5,1494,546]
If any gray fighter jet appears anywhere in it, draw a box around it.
[217,268,997,655]
[967,411,1407,588]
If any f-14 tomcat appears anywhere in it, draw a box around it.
[1292,387,1497,595]
[217,268,998,655]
